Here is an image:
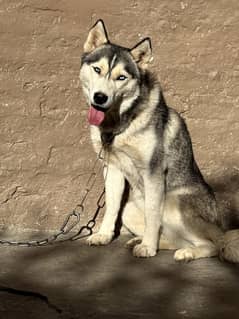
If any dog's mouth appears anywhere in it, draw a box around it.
[87,104,108,126]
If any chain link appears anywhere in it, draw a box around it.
[0,148,106,247]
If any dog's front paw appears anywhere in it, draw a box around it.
[86,232,114,246]
[132,243,157,258]
[174,248,195,262]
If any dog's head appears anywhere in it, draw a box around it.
[80,19,153,126]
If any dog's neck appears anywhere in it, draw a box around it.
[99,71,166,146]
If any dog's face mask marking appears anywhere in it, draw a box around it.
[80,20,153,126]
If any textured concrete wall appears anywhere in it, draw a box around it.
[0,0,238,233]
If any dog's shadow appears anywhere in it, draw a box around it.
[209,172,239,230]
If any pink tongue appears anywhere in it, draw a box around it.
[87,106,105,126]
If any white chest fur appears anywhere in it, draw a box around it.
[90,124,156,191]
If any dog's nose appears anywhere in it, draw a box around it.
[93,92,108,105]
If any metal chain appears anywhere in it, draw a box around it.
[0,148,106,247]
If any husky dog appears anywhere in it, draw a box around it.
[80,20,239,262]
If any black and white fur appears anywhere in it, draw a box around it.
[80,20,239,262]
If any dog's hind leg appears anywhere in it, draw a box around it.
[125,233,178,250]
[122,198,144,247]
[159,235,179,250]
[174,243,218,262]
[162,190,223,262]
[122,198,177,250]
[122,187,145,232]
[125,237,142,248]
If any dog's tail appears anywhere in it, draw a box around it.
[217,230,239,263]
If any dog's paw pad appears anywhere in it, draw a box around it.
[174,248,195,262]
[125,237,142,249]
[86,232,113,246]
[133,243,156,258]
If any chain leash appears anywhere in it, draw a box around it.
[0,148,106,247]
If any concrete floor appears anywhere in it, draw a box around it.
[0,235,239,319]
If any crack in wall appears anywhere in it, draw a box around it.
[0,186,21,204]
[21,5,63,14]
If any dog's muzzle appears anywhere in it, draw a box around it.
[93,92,108,106]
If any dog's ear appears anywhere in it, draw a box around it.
[130,38,153,69]
[83,19,108,53]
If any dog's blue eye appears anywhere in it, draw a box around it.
[117,75,127,81]
[93,66,101,74]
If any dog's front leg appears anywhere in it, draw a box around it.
[133,174,165,257]
[87,164,125,246]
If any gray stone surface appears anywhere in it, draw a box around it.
[0,235,239,318]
